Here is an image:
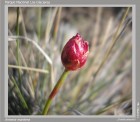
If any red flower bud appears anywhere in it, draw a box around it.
[61,33,89,71]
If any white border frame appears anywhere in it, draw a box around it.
[5,5,136,119]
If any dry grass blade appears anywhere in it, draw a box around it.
[45,7,58,44]
[11,76,29,110]
[95,94,131,115]
[19,8,27,37]
[91,7,103,51]
[53,7,62,42]
[8,36,52,65]
[94,7,130,79]
[8,65,49,74]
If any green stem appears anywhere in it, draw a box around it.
[37,7,42,41]
[11,77,29,110]
[42,69,69,115]
[16,7,20,65]
[16,7,22,88]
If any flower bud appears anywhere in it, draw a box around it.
[61,33,89,71]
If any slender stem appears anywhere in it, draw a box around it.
[42,69,69,115]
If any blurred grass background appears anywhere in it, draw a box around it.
[8,7,132,115]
